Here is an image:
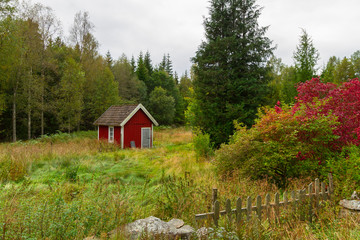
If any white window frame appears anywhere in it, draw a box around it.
[141,127,151,149]
[108,126,114,143]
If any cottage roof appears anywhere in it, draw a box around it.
[93,104,159,126]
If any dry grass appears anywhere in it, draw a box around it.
[0,138,100,161]
[0,128,359,239]
[153,126,193,146]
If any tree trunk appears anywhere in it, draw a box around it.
[41,99,44,136]
[28,68,32,140]
[28,106,31,140]
[41,74,45,136]
[12,91,16,142]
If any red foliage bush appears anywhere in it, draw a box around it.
[294,78,360,148]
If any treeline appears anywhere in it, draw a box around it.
[268,29,360,106]
[0,1,192,142]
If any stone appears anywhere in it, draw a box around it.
[351,191,359,200]
[83,237,99,240]
[339,199,360,218]
[168,218,185,229]
[125,216,170,239]
[339,199,360,210]
[124,216,195,240]
[196,227,208,239]
[84,216,195,240]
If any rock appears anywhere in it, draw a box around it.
[339,199,360,218]
[196,227,208,239]
[125,216,170,239]
[351,191,359,200]
[124,216,195,240]
[339,199,360,210]
[168,218,184,229]
[83,237,99,240]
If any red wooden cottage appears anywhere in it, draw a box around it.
[93,104,159,149]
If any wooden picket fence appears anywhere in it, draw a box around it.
[195,173,334,227]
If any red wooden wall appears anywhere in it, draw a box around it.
[114,126,121,145]
[98,125,108,141]
[123,109,152,148]
[98,126,121,145]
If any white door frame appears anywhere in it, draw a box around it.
[141,127,151,149]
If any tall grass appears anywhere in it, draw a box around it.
[0,128,359,239]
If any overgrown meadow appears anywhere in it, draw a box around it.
[1,127,360,239]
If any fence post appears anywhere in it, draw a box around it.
[291,191,296,215]
[275,193,280,223]
[265,193,270,220]
[256,195,262,221]
[299,190,305,221]
[283,191,288,207]
[226,199,232,227]
[212,188,218,209]
[214,200,220,227]
[328,173,334,198]
[321,182,326,201]
[315,178,320,208]
[308,183,313,223]
[246,196,252,222]
[236,197,242,224]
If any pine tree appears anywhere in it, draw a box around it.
[192,0,274,147]
[321,56,338,83]
[293,29,320,82]
[165,53,173,77]
[136,52,148,82]
[130,55,136,73]
[144,51,153,75]
[105,50,113,68]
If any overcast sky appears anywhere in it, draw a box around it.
[33,0,360,75]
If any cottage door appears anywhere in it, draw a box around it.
[141,128,151,148]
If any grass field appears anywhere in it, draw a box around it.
[0,127,360,239]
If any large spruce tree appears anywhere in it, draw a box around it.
[192,0,274,147]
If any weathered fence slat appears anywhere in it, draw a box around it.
[274,193,280,222]
[300,190,306,221]
[214,200,220,227]
[265,193,270,220]
[256,195,262,221]
[236,197,242,224]
[291,191,296,214]
[226,199,232,226]
[308,182,313,223]
[246,197,252,221]
[212,188,218,207]
[315,178,320,208]
[321,182,326,200]
[283,191,288,207]
[329,173,334,195]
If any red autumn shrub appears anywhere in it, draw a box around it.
[295,78,360,148]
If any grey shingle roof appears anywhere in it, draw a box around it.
[93,105,138,126]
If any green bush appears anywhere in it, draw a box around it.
[193,132,213,160]
[327,145,360,198]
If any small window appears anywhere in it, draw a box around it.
[109,126,114,143]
